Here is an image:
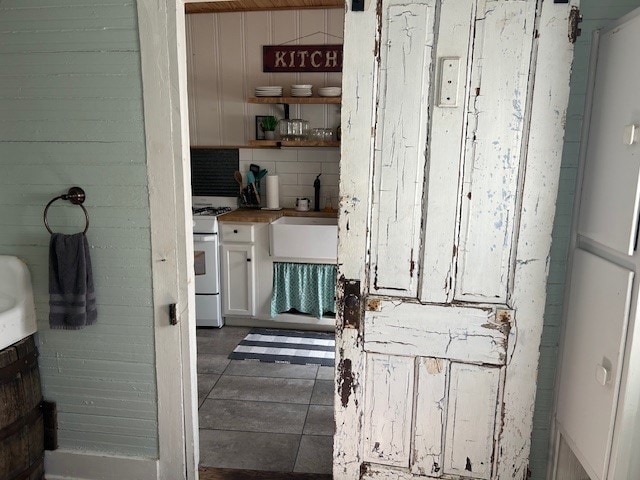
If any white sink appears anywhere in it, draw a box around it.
[0,256,37,351]
[270,216,338,262]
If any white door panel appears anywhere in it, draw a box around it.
[578,14,640,256]
[368,0,436,297]
[557,249,633,480]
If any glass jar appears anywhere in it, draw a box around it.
[278,119,309,140]
[309,128,333,141]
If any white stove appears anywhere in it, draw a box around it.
[192,197,236,327]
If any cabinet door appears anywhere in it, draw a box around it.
[221,244,255,316]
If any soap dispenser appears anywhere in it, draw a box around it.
[313,174,321,212]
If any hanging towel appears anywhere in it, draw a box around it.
[271,262,336,319]
[49,233,97,330]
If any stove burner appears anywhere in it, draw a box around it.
[193,206,233,216]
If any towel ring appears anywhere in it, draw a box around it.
[44,187,90,234]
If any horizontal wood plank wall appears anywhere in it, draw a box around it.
[186,9,344,146]
[529,0,640,477]
[0,0,158,458]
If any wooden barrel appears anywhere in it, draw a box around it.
[0,335,44,480]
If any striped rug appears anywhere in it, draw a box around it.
[228,328,335,366]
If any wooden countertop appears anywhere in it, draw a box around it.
[218,208,338,223]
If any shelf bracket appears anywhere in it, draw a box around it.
[283,103,290,119]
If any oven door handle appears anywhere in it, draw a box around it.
[193,234,218,242]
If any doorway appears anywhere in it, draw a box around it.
[184,5,343,475]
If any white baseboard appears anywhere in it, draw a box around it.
[45,450,158,480]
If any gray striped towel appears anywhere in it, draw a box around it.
[49,233,97,330]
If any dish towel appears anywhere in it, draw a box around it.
[270,262,336,319]
[49,233,97,330]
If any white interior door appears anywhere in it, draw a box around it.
[334,0,576,479]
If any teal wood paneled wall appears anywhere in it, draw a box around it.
[529,1,640,477]
[0,0,158,457]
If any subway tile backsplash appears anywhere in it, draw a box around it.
[239,148,340,209]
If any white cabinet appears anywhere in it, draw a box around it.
[219,221,268,318]
[220,242,255,317]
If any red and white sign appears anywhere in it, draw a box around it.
[263,45,343,73]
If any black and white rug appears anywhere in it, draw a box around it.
[228,328,335,366]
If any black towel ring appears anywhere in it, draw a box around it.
[44,187,90,234]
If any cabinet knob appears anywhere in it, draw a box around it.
[247,258,252,262]
[234,229,238,233]
[596,364,610,386]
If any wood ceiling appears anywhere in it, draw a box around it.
[185,0,343,14]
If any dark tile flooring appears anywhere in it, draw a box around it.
[197,326,334,474]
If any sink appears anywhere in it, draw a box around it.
[270,216,338,262]
[0,256,37,351]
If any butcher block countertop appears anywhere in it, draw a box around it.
[218,208,338,223]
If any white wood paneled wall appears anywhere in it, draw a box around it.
[186,9,344,146]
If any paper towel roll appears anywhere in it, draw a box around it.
[266,175,280,209]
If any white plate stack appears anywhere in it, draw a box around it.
[318,86,342,97]
[291,84,313,97]
[255,86,283,97]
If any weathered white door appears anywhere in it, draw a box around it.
[335,0,577,478]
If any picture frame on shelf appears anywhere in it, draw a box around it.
[255,115,270,140]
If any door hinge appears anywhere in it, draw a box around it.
[339,278,362,329]
[169,303,178,325]
[569,7,582,44]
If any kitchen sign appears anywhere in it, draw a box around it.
[263,45,343,73]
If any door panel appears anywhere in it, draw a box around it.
[411,358,448,477]
[455,0,536,303]
[556,249,633,480]
[577,16,640,256]
[368,0,435,297]
[364,301,509,365]
[444,364,501,479]
[363,354,415,467]
[419,0,475,304]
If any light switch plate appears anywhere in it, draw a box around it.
[438,57,461,107]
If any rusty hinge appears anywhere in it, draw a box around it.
[569,7,582,44]
[340,279,362,329]
[169,303,178,325]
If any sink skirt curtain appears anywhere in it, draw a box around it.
[271,262,337,319]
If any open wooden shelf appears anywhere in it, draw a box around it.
[248,96,341,104]
[186,0,343,14]
[249,139,340,148]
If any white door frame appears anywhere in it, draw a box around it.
[137,0,199,478]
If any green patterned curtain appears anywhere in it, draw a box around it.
[271,262,337,319]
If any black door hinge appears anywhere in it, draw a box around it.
[569,7,582,44]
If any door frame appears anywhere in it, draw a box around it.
[136,0,578,478]
[335,0,577,477]
[137,0,198,478]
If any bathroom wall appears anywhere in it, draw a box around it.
[529,1,640,477]
[0,0,158,458]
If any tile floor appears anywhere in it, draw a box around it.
[197,326,334,474]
